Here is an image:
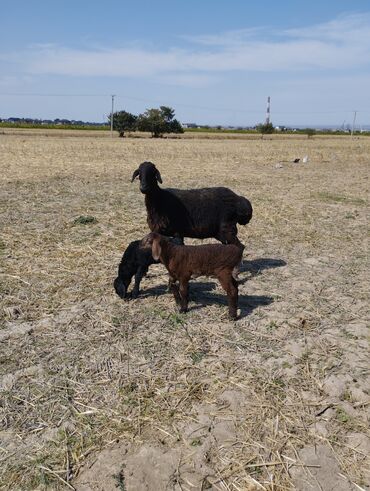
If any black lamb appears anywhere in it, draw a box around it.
[114,236,181,299]
[131,161,252,246]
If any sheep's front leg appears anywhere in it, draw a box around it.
[178,279,189,313]
[169,276,181,305]
[131,266,148,299]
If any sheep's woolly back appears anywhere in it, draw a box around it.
[133,161,252,245]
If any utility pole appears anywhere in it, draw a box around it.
[265,96,271,125]
[351,110,357,138]
[110,95,115,138]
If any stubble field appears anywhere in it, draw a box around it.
[0,130,369,490]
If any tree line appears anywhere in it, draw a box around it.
[110,106,184,138]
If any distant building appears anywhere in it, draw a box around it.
[182,123,198,128]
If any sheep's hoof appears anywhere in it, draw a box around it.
[179,307,188,314]
[131,290,139,299]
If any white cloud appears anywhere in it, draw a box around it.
[1,13,369,85]
[157,73,215,88]
[285,12,370,43]
[182,27,265,46]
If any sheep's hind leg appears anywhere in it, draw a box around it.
[217,271,239,320]
[217,224,244,276]
[174,234,184,245]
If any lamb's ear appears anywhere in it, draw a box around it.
[152,237,161,261]
[155,170,163,184]
[131,169,140,182]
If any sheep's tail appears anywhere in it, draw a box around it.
[236,197,253,225]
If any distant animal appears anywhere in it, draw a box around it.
[131,161,252,247]
[143,232,244,320]
[293,158,300,163]
[114,237,181,299]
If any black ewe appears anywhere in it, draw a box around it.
[131,162,252,246]
[114,237,181,299]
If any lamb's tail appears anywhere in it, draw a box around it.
[236,197,253,225]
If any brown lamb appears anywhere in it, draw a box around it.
[144,233,244,320]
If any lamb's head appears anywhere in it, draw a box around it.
[113,276,131,299]
[131,161,162,194]
[142,232,166,261]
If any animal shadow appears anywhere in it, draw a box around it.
[190,286,273,319]
[239,257,286,283]
[189,257,286,318]
[140,281,216,299]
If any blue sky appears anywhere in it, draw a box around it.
[1,0,370,127]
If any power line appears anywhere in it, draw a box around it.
[0,93,110,97]
[1,92,370,115]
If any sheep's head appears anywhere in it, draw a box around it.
[131,161,162,194]
[113,277,130,299]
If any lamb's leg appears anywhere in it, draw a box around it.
[178,279,189,313]
[131,266,148,298]
[217,271,239,320]
[169,276,181,305]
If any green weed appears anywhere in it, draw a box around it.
[73,215,98,225]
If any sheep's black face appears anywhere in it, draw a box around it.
[139,166,156,194]
[131,161,162,194]
[113,277,131,299]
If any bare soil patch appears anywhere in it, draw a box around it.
[0,131,369,490]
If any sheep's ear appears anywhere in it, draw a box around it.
[131,169,140,182]
[152,237,161,261]
[155,170,163,184]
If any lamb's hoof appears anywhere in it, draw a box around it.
[229,313,238,321]
[131,291,139,299]
[179,308,188,314]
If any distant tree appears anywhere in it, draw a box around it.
[169,118,184,134]
[110,110,137,137]
[159,105,175,122]
[256,122,275,135]
[304,128,316,139]
[137,108,164,137]
[137,106,183,137]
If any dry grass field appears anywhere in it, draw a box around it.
[0,129,369,490]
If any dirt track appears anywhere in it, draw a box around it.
[0,131,369,490]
